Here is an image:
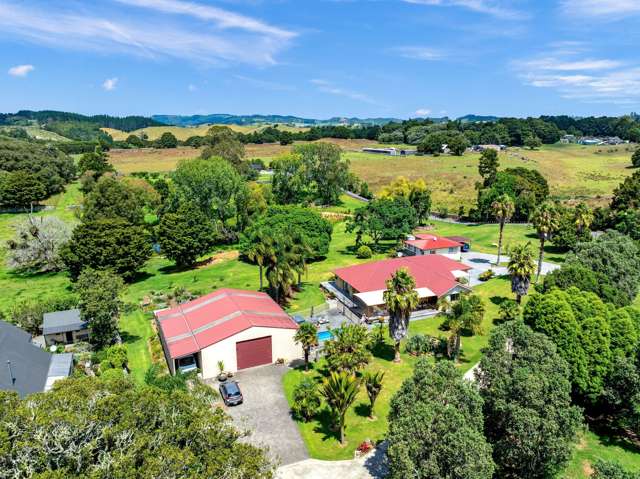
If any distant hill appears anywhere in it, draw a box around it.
[457,114,500,123]
[152,114,401,127]
[152,113,504,127]
[0,110,163,132]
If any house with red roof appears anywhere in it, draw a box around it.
[155,288,301,377]
[404,234,464,260]
[332,255,471,317]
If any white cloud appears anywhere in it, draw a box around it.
[8,64,34,77]
[188,83,197,92]
[402,0,528,20]
[560,0,640,17]
[0,2,295,66]
[114,0,295,39]
[102,77,118,91]
[514,46,640,105]
[310,79,378,105]
[414,108,432,116]
[393,46,446,61]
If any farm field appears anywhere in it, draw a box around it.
[102,123,310,141]
[108,141,636,210]
[108,138,379,173]
[0,125,71,142]
[347,143,636,211]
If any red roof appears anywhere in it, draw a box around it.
[334,255,470,296]
[405,234,463,251]
[156,288,298,359]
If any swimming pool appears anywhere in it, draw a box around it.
[317,330,333,342]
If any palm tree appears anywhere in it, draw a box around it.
[491,194,515,265]
[383,268,419,363]
[363,371,384,419]
[531,201,560,281]
[294,322,318,371]
[439,294,485,359]
[246,229,272,291]
[574,202,594,236]
[507,242,536,304]
[446,315,463,359]
[321,371,360,445]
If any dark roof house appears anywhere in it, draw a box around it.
[42,308,89,346]
[0,320,73,397]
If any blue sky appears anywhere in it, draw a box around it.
[1,0,639,118]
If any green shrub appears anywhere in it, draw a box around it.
[478,269,495,281]
[405,334,444,356]
[356,245,373,259]
[291,378,321,421]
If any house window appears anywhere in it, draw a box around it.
[448,247,456,253]
[429,250,435,254]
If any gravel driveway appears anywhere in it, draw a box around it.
[223,364,308,466]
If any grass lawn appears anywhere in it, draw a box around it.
[282,277,514,460]
[564,430,640,478]
[428,219,567,263]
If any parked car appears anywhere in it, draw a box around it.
[219,380,243,406]
[314,316,330,325]
[292,315,306,325]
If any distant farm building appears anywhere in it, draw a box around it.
[404,234,464,260]
[472,144,506,152]
[362,147,417,156]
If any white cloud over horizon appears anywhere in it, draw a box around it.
[102,77,119,91]
[514,45,640,105]
[560,0,640,17]
[414,108,432,116]
[310,79,379,105]
[8,64,34,77]
[393,46,446,61]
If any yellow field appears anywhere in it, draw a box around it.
[102,124,309,141]
[108,141,636,210]
[347,143,636,210]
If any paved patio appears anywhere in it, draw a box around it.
[460,252,559,286]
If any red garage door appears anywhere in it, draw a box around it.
[236,336,272,370]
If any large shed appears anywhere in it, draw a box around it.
[155,288,301,377]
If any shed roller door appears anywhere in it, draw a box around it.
[236,336,272,370]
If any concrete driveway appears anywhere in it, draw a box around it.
[460,252,559,286]
[223,364,308,466]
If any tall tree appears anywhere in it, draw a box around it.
[384,268,419,362]
[294,322,318,372]
[324,324,372,373]
[531,201,560,281]
[0,375,273,478]
[244,227,273,290]
[388,360,495,479]
[75,268,124,349]
[320,371,360,445]
[77,146,114,178]
[507,242,536,304]
[0,170,47,208]
[491,193,515,265]
[294,142,350,205]
[347,198,417,247]
[156,201,216,267]
[477,320,582,479]
[61,219,152,281]
[478,148,499,186]
[82,175,145,224]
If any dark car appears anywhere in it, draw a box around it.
[292,315,306,325]
[219,380,243,406]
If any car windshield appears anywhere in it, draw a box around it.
[225,382,241,396]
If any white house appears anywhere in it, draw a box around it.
[404,234,463,261]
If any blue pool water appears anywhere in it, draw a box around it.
[317,330,333,342]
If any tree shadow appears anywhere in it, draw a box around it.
[120,330,141,345]
[490,295,509,306]
[313,407,339,442]
[128,271,155,284]
[354,402,371,418]
[371,341,395,361]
